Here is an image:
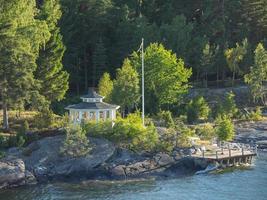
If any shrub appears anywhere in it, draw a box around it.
[34,109,55,129]
[156,110,175,128]
[177,125,195,147]
[82,120,113,138]
[214,92,238,118]
[0,135,9,148]
[248,107,262,121]
[112,113,159,151]
[186,96,210,124]
[61,125,92,157]
[0,151,5,159]
[195,123,215,140]
[157,128,177,152]
[215,115,235,141]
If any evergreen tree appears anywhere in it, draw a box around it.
[0,0,50,129]
[112,59,140,116]
[36,0,69,104]
[92,39,107,87]
[98,72,113,103]
[200,43,219,87]
[245,43,267,104]
[225,39,248,86]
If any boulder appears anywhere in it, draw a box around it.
[0,158,36,189]
[9,135,116,181]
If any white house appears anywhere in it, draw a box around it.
[65,89,120,124]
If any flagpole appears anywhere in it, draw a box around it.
[141,38,145,126]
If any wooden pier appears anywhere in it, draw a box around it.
[191,143,257,167]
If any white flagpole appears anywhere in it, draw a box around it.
[141,38,145,126]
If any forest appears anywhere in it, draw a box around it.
[1,0,267,131]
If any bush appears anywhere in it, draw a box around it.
[112,113,159,151]
[215,115,235,141]
[177,125,195,147]
[248,107,262,121]
[82,120,113,138]
[214,92,238,119]
[157,128,177,152]
[34,109,55,129]
[186,96,210,124]
[61,125,92,157]
[0,135,9,148]
[156,110,175,128]
[195,123,215,140]
[0,151,5,159]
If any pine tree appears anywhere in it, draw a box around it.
[245,43,267,104]
[0,0,50,129]
[98,72,113,103]
[225,39,248,86]
[92,39,107,87]
[243,0,267,33]
[112,59,140,116]
[36,0,69,103]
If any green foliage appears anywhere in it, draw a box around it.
[186,96,210,124]
[131,43,192,113]
[34,109,55,129]
[248,107,262,121]
[61,125,91,157]
[200,43,219,87]
[112,113,159,151]
[82,120,113,138]
[215,115,235,141]
[156,110,175,128]
[215,92,238,118]
[195,123,215,140]
[98,72,113,103]
[0,151,5,159]
[0,0,50,129]
[0,135,9,148]
[157,128,177,152]
[225,39,248,85]
[92,39,108,86]
[112,59,140,114]
[83,112,158,152]
[245,43,267,104]
[36,0,69,103]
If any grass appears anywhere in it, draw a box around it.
[0,110,38,135]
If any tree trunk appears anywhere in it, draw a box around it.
[232,71,235,87]
[2,102,9,130]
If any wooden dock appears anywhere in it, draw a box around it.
[191,143,257,167]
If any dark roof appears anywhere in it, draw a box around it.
[65,102,119,110]
[80,89,104,99]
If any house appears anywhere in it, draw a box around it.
[65,89,120,124]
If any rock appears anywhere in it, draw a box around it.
[110,165,126,178]
[11,136,116,181]
[0,158,36,189]
[154,153,174,166]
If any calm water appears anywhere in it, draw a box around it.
[1,153,267,200]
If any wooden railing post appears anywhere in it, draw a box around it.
[228,144,231,157]
[216,151,218,159]
[202,150,205,158]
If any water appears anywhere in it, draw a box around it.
[1,154,267,200]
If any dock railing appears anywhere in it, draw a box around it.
[199,142,257,159]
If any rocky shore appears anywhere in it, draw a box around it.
[0,135,206,189]
[1,119,267,190]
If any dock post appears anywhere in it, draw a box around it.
[202,150,205,158]
[216,151,218,159]
[255,144,258,155]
